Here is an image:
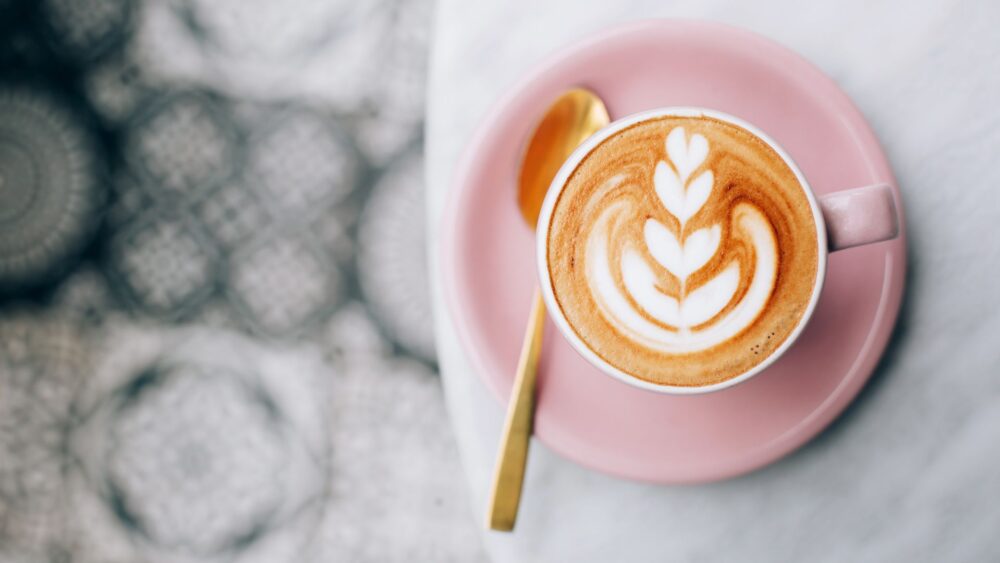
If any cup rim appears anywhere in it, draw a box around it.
[535,106,829,395]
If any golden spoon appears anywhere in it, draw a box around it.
[486,88,609,532]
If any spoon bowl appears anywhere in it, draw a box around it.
[518,89,611,225]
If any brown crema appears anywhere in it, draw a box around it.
[546,115,819,387]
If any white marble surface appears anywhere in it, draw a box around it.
[427,1,1000,561]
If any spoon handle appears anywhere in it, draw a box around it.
[486,287,545,531]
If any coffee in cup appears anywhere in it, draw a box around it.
[539,108,899,393]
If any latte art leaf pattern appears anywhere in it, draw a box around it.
[653,129,713,222]
[547,115,819,386]
[587,127,778,351]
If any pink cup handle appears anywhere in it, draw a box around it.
[818,184,900,252]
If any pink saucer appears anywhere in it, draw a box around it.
[440,20,906,483]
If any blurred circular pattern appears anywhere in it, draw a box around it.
[104,362,287,554]
[125,92,239,199]
[357,151,435,361]
[247,109,360,214]
[311,355,481,561]
[0,0,486,559]
[104,171,154,227]
[41,0,132,60]
[84,54,146,123]
[195,180,272,249]
[323,301,391,363]
[354,0,430,163]
[178,0,375,61]
[107,213,217,317]
[51,267,115,323]
[227,232,341,337]
[0,314,89,558]
[0,86,103,291]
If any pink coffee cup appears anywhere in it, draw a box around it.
[536,107,899,394]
